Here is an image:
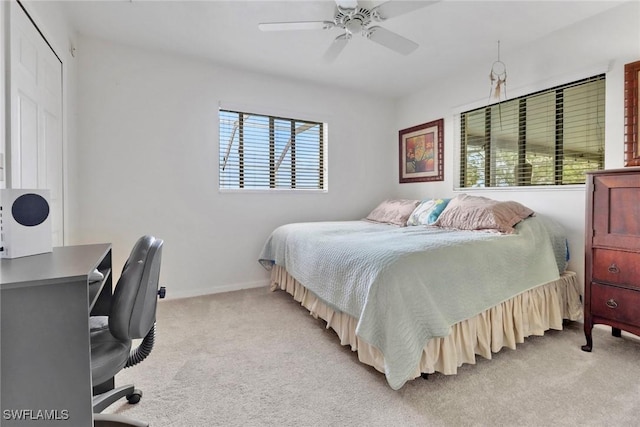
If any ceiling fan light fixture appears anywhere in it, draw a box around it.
[335,0,358,9]
[345,16,364,34]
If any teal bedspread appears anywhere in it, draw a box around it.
[259,215,567,390]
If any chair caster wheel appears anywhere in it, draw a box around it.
[126,390,142,404]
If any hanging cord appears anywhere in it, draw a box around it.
[488,40,507,129]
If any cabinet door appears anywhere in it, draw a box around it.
[592,173,640,251]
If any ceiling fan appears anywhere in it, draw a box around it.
[258,0,438,62]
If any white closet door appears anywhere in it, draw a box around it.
[9,1,64,246]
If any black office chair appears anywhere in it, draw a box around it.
[90,235,165,427]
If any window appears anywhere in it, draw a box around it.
[219,109,325,190]
[459,74,605,188]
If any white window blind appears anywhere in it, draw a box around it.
[460,74,605,188]
[219,109,325,190]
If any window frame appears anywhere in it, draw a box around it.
[218,106,328,193]
[454,72,606,191]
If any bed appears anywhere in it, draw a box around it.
[258,195,583,389]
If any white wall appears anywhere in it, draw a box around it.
[72,36,396,297]
[393,1,640,290]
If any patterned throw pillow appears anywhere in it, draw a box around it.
[406,198,451,226]
[364,199,420,227]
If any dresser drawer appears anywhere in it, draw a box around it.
[592,248,640,289]
[590,282,640,325]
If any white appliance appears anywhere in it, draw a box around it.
[0,189,52,258]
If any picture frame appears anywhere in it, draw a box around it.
[399,118,444,183]
[624,60,640,167]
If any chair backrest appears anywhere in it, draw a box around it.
[109,235,164,341]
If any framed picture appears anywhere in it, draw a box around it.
[624,60,640,167]
[399,118,444,183]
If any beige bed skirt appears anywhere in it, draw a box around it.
[270,265,583,380]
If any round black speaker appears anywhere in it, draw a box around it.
[11,193,50,227]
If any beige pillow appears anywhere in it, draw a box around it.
[433,194,534,233]
[365,199,420,227]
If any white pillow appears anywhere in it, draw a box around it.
[407,198,450,226]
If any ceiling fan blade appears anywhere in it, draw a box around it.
[372,1,439,20]
[258,21,334,32]
[323,34,349,63]
[367,26,418,55]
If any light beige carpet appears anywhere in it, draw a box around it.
[105,287,640,426]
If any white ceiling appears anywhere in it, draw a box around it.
[56,0,626,99]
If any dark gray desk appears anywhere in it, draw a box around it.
[1,244,112,427]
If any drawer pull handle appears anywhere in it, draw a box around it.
[606,299,618,309]
[608,264,620,274]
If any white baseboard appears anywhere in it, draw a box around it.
[160,279,270,300]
